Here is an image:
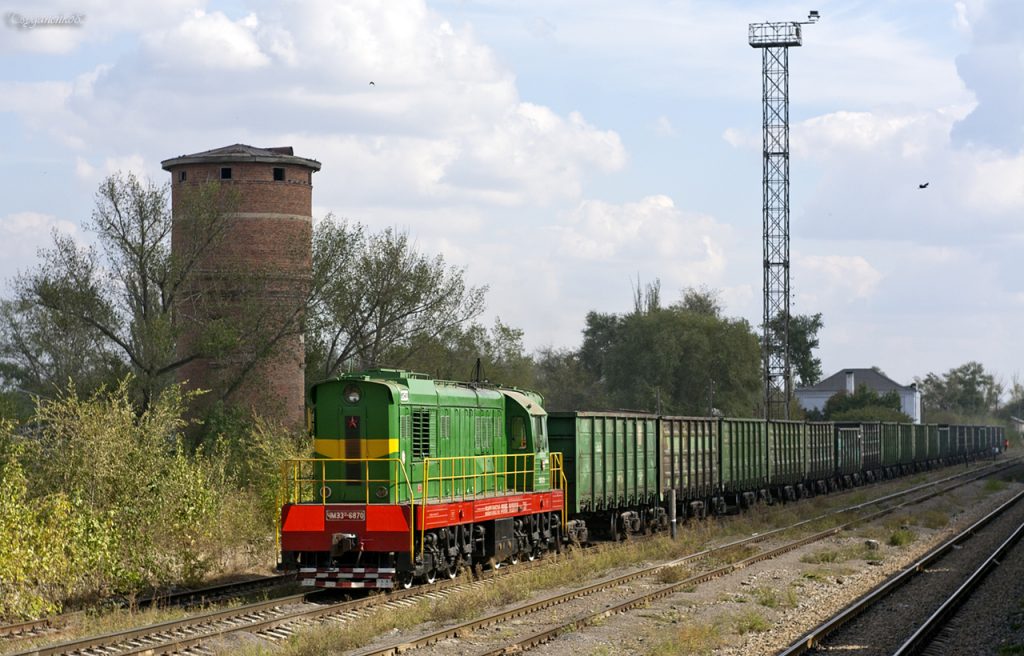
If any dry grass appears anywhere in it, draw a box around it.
[731,608,771,634]
[655,564,691,584]
[751,585,797,609]
[229,602,433,656]
[915,509,951,529]
[984,479,1008,493]
[888,528,916,547]
[645,620,724,656]
[800,541,876,564]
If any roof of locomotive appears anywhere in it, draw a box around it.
[316,369,545,409]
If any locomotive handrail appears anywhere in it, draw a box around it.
[420,452,561,557]
[278,457,417,554]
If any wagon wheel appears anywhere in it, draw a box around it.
[446,558,460,579]
[508,552,520,566]
[397,570,415,590]
[527,547,539,562]
[423,567,438,585]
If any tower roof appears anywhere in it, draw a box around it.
[161,144,321,171]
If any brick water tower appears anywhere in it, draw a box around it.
[161,145,321,430]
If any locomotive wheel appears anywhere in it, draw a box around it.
[509,552,520,565]
[398,571,415,590]
[423,568,438,585]
[446,560,459,579]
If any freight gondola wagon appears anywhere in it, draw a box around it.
[660,416,720,518]
[549,411,663,538]
[769,420,806,500]
[806,421,835,493]
[720,419,768,510]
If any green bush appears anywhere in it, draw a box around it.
[0,379,310,620]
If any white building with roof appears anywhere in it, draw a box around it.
[795,368,922,424]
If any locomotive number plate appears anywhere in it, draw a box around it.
[326,509,366,521]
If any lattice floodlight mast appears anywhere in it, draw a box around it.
[749,12,818,420]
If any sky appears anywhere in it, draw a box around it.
[1,0,1022,391]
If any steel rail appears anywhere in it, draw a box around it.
[0,574,292,646]
[777,485,1024,656]
[893,518,1024,655]
[347,463,1020,656]
[12,460,1014,656]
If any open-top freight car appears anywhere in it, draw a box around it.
[279,370,1006,586]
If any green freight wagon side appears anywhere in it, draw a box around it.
[769,420,805,485]
[954,425,970,456]
[880,423,900,467]
[898,424,914,465]
[925,425,939,464]
[860,423,881,471]
[938,425,952,459]
[660,417,720,503]
[548,412,659,515]
[720,419,767,494]
[835,423,863,476]
[806,422,835,481]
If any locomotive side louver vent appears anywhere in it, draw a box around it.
[412,410,430,459]
[440,415,451,440]
[474,416,493,452]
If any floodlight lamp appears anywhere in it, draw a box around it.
[808,10,820,23]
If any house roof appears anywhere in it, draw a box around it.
[161,144,321,171]
[796,368,915,394]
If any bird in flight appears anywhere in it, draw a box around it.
[369,81,375,86]
[918,182,929,189]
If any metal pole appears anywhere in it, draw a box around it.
[669,488,677,539]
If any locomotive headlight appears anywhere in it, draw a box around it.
[375,485,389,499]
[343,384,361,404]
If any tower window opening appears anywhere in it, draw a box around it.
[273,167,285,181]
[178,171,187,182]
[220,167,232,180]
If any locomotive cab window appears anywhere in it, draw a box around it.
[533,417,547,451]
[511,416,527,450]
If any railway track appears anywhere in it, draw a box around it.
[9,460,1013,656]
[777,481,1024,655]
[0,573,294,649]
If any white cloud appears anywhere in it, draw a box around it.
[654,116,676,137]
[796,254,883,302]
[552,195,730,278]
[10,0,624,210]
[141,10,271,70]
[0,212,80,281]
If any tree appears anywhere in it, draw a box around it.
[767,312,824,387]
[385,318,535,389]
[304,217,487,386]
[533,346,608,411]
[916,361,1002,421]
[578,289,762,415]
[6,174,247,410]
[823,384,909,422]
